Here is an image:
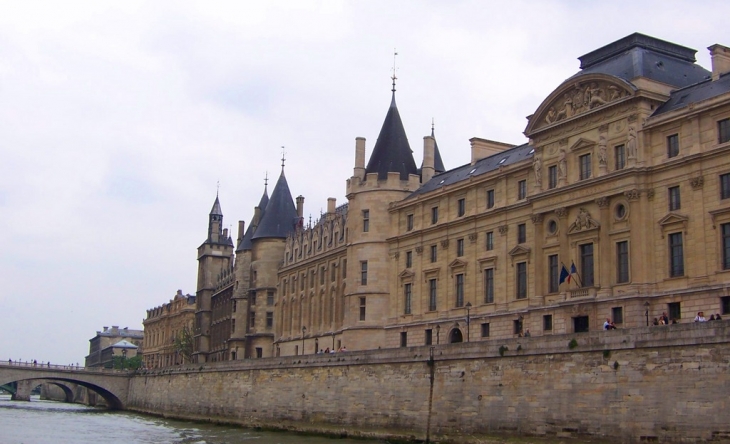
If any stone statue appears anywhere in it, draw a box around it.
[627,126,637,159]
[558,149,567,179]
[533,155,542,186]
[545,107,557,124]
[598,134,607,166]
[569,207,599,232]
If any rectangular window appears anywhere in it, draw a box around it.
[359,297,366,321]
[486,189,495,209]
[579,153,592,180]
[406,214,414,231]
[721,296,730,315]
[342,259,347,278]
[256,347,263,358]
[723,223,730,270]
[400,331,408,347]
[251,292,257,306]
[457,198,466,217]
[668,302,681,321]
[363,210,370,232]
[331,264,336,282]
[360,261,368,285]
[266,312,273,328]
[266,291,274,306]
[574,316,589,333]
[431,207,439,224]
[669,232,684,277]
[719,118,730,144]
[455,273,464,307]
[615,144,626,170]
[486,231,494,251]
[668,186,681,211]
[721,173,730,199]
[513,318,523,335]
[404,283,412,315]
[319,268,324,285]
[517,223,526,243]
[249,311,256,328]
[518,180,527,200]
[616,241,629,283]
[543,314,553,331]
[430,245,437,263]
[481,322,490,338]
[406,251,413,268]
[484,268,494,303]
[456,238,464,256]
[612,306,623,325]
[580,243,595,287]
[548,254,559,293]
[516,262,527,299]
[667,133,679,158]
[231,318,236,333]
[428,279,437,311]
[548,165,557,189]
[232,300,237,313]
[425,329,433,345]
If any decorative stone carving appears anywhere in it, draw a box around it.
[440,239,449,249]
[646,189,655,200]
[533,155,542,187]
[555,207,568,218]
[690,176,704,189]
[468,233,478,243]
[595,197,610,208]
[598,134,607,167]
[627,126,637,159]
[394,252,400,260]
[498,225,509,235]
[568,208,600,233]
[531,214,544,224]
[624,189,640,201]
[557,148,567,179]
[415,246,423,255]
[542,80,628,126]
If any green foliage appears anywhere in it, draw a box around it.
[568,338,578,350]
[498,345,508,357]
[112,355,143,370]
[173,326,194,364]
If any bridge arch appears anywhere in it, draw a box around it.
[3,377,124,409]
[43,381,75,403]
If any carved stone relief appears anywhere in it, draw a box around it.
[542,80,629,126]
[595,197,610,208]
[498,225,509,235]
[624,189,640,201]
[468,233,478,243]
[568,208,600,233]
[555,207,568,218]
[690,176,704,189]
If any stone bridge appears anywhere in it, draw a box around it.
[0,361,132,409]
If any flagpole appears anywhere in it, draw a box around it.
[571,261,584,288]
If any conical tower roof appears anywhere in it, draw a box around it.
[365,91,418,180]
[421,125,446,174]
[210,195,223,216]
[236,186,270,252]
[251,170,298,240]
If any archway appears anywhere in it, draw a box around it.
[449,328,463,343]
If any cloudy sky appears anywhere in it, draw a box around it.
[1,0,727,365]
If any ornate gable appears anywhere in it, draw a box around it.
[568,208,600,234]
[658,213,688,236]
[570,137,596,152]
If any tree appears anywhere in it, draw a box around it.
[173,325,193,364]
[112,355,143,370]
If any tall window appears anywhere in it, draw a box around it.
[428,279,437,311]
[319,268,324,285]
[517,223,526,243]
[484,268,494,303]
[669,232,684,277]
[486,189,495,209]
[425,329,433,345]
[359,297,366,321]
[543,314,553,331]
[668,186,681,211]
[267,291,274,306]
[516,262,527,299]
[723,223,730,270]
[331,264,336,282]
[612,306,623,325]
[615,144,626,170]
[667,133,679,158]
[518,180,527,200]
[580,243,594,287]
[404,283,412,315]
[266,312,273,328]
[251,292,257,305]
[579,153,592,180]
[720,118,730,144]
[406,214,414,231]
[342,259,347,278]
[548,165,557,189]
[486,231,494,251]
[720,173,730,199]
[668,301,681,320]
[400,332,407,347]
[457,198,466,217]
[430,245,438,263]
[360,261,368,285]
[548,254,559,293]
[481,323,490,337]
[456,238,464,256]
[616,241,629,283]
[431,206,439,224]
[249,311,256,328]
[405,251,413,268]
[363,210,370,232]
[455,273,464,307]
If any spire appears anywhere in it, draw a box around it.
[210,195,223,216]
[252,170,298,240]
[237,178,270,252]
[426,119,446,173]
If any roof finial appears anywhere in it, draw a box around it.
[391,49,398,93]
[216,180,220,197]
[280,146,286,171]
[264,171,268,190]
[431,118,435,137]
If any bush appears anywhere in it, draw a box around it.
[568,339,578,350]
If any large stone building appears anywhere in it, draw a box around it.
[85,325,144,368]
[183,33,730,362]
[142,290,196,368]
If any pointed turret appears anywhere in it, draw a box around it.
[252,169,298,240]
[421,123,446,174]
[236,184,270,252]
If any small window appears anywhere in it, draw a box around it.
[456,238,464,257]
[548,165,557,189]
[251,293,257,306]
[574,316,589,333]
[342,259,347,278]
[615,144,626,170]
[406,214,414,231]
[266,312,273,328]
[518,180,527,200]
[430,244,438,263]
[331,264,336,282]
[256,347,263,358]
[363,210,370,232]
[404,283,412,315]
[668,302,681,321]
[425,329,433,345]
[484,268,494,303]
[615,204,627,220]
[612,306,623,325]
[579,153,592,180]
[543,314,553,331]
[667,133,679,158]
[669,232,684,277]
[266,291,274,306]
[455,273,464,307]
[405,251,413,268]
[719,118,730,144]
[431,207,439,224]
[231,318,236,333]
[580,243,595,287]
[517,223,526,244]
[513,318,523,335]
[249,311,256,328]
[486,231,494,251]
[232,300,237,313]
[481,323,490,338]
[319,268,324,286]
[721,296,730,315]
[548,254,559,293]
[668,186,681,211]
[486,189,495,209]
[616,241,629,283]
[400,331,407,347]
[516,262,527,299]
[722,223,730,270]
[428,279,437,311]
[457,198,466,217]
[720,173,730,200]
[359,297,366,321]
[360,261,368,285]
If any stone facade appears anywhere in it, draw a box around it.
[84,326,143,368]
[142,290,196,368]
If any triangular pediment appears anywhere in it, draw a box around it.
[399,270,415,279]
[508,245,532,257]
[448,258,468,270]
[570,137,596,152]
[658,213,689,226]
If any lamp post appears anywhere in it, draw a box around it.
[331,331,335,350]
[301,326,306,355]
[436,324,440,345]
[644,301,650,326]
[465,302,472,342]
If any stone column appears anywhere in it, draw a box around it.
[556,207,570,301]
[596,197,611,298]
[531,213,545,306]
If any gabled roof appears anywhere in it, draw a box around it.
[236,186,270,252]
[251,171,298,240]
[365,92,418,180]
[653,72,730,115]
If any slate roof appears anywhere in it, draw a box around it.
[210,196,223,216]
[365,92,419,180]
[236,186,269,252]
[653,72,730,115]
[110,340,138,349]
[251,171,298,240]
[407,143,534,200]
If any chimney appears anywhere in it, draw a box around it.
[222,228,229,239]
[237,221,245,245]
[354,137,366,179]
[296,195,305,218]
[709,44,730,81]
[327,197,336,214]
[422,136,436,183]
[103,326,108,332]
[470,138,516,165]
[253,206,261,228]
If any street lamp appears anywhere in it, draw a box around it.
[301,326,306,355]
[644,301,650,326]
[331,331,335,350]
[465,302,472,342]
[436,324,440,345]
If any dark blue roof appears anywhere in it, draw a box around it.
[210,196,223,216]
[236,186,270,251]
[365,92,419,180]
[407,143,534,200]
[653,72,730,115]
[251,171,298,240]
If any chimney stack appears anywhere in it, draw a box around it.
[253,207,261,228]
[327,197,336,214]
[296,195,305,218]
[422,136,436,183]
[237,221,245,245]
[470,138,516,165]
[354,137,366,179]
[709,44,730,81]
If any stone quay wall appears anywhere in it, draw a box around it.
[127,321,730,443]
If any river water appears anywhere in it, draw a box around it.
[0,394,383,444]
